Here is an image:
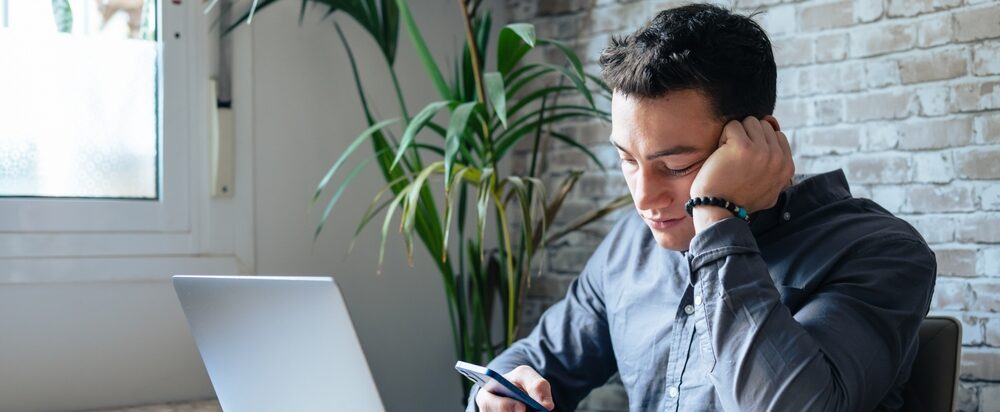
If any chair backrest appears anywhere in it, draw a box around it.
[900,316,962,412]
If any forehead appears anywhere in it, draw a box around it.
[610,89,723,152]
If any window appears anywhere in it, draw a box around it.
[0,0,159,199]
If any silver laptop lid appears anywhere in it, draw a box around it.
[173,275,385,412]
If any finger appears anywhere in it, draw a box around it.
[477,389,526,412]
[760,118,779,147]
[508,366,555,410]
[721,119,750,147]
[742,116,766,145]
[776,130,793,161]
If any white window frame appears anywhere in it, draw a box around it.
[0,1,254,277]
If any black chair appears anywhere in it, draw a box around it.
[900,316,962,412]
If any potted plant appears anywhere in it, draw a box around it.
[222,0,629,400]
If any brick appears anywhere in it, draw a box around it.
[953,80,1000,112]
[548,149,591,173]
[956,148,1000,179]
[902,215,955,243]
[733,0,782,7]
[982,315,1000,346]
[861,123,900,151]
[959,214,1000,243]
[587,3,647,34]
[916,13,955,48]
[955,5,1000,42]
[886,0,962,18]
[974,281,1000,312]
[774,100,809,128]
[836,61,867,93]
[982,184,1000,210]
[573,121,613,147]
[912,152,955,184]
[933,278,972,310]
[982,247,1000,277]
[794,155,845,176]
[850,22,916,57]
[845,154,910,183]
[760,4,796,36]
[932,247,978,277]
[957,382,981,412]
[810,98,844,125]
[869,185,906,213]
[793,127,860,156]
[507,0,540,21]
[973,41,1000,76]
[981,384,1000,412]
[776,67,798,98]
[815,33,848,62]
[955,348,998,381]
[538,0,591,16]
[576,174,623,199]
[915,85,952,117]
[864,59,900,88]
[905,184,976,213]
[774,36,814,66]
[898,48,969,84]
[897,117,973,150]
[798,0,853,32]
[844,91,915,122]
[854,0,884,23]
[959,313,988,345]
[851,184,873,199]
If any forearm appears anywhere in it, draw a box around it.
[688,217,931,411]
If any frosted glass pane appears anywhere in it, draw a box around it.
[0,0,157,199]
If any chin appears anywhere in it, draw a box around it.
[647,222,696,251]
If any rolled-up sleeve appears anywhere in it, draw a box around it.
[688,217,936,411]
[465,230,619,412]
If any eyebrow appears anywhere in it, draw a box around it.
[609,137,700,161]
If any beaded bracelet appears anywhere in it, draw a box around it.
[684,196,750,222]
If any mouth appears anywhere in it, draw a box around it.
[644,216,685,231]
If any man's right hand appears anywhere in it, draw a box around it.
[475,365,556,412]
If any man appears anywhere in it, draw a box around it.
[470,3,936,412]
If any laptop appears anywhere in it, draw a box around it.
[173,275,386,412]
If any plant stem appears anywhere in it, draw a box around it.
[457,0,494,164]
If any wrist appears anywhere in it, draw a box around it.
[692,206,733,233]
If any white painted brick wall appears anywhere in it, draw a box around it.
[508,0,1000,410]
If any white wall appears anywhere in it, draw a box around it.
[248,0,503,410]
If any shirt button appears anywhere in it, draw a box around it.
[694,295,702,306]
[684,305,695,315]
[782,211,792,221]
[668,386,679,398]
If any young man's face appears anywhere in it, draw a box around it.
[610,89,726,251]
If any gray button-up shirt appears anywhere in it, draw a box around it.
[467,169,936,411]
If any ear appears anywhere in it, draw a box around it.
[762,115,781,132]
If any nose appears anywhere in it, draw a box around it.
[632,169,673,212]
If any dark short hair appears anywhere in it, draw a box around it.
[598,3,776,121]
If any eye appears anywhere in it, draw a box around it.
[619,158,637,168]
[662,162,698,176]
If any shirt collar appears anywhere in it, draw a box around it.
[749,169,853,237]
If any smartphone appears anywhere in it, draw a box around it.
[454,361,550,411]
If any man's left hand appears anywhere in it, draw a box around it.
[689,116,795,231]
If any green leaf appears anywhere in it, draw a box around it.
[348,175,408,254]
[497,23,536,77]
[442,167,471,260]
[396,0,451,100]
[315,118,399,203]
[545,194,632,245]
[315,149,385,240]
[549,130,607,172]
[51,0,73,33]
[539,39,585,81]
[446,102,478,187]
[392,101,450,171]
[484,72,508,129]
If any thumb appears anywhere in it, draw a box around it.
[510,366,555,411]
